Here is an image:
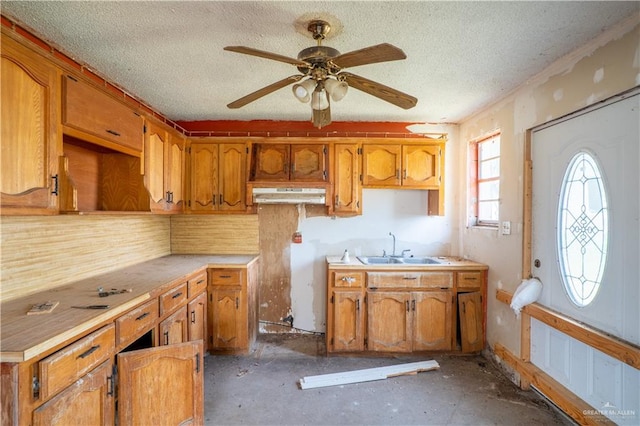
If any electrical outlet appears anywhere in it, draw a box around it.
[501,221,511,235]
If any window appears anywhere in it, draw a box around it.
[557,151,608,307]
[470,133,501,226]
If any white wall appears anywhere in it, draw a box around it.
[458,16,639,356]
[288,124,460,332]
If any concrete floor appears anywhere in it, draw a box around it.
[204,334,572,426]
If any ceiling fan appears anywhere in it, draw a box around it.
[224,19,418,128]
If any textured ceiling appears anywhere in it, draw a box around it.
[2,1,638,124]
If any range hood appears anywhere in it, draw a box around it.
[252,187,326,205]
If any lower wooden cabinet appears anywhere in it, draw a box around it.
[207,262,258,354]
[327,264,486,354]
[159,305,189,346]
[32,360,115,426]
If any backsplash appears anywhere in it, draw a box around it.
[0,215,170,302]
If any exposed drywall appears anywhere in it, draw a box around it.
[0,215,170,302]
[458,17,639,356]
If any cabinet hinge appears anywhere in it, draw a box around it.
[51,174,59,196]
[32,375,40,399]
[195,352,201,373]
[323,146,327,155]
[357,147,363,155]
[107,364,116,397]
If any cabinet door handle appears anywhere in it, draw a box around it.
[335,195,339,206]
[77,345,100,359]
[406,301,410,312]
[396,169,400,179]
[236,297,239,309]
[172,291,183,299]
[51,174,59,195]
[212,194,216,206]
[412,300,416,311]
[356,299,360,311]
[219,194,223,205]
[136,312,149,321]
[403,169,407,179]
[191,310,196,323]
[164,331,169,345]
[106,129,121,137]
[107,373,115,397]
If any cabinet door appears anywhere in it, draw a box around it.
[166,132,185,212]
[331,291,364,352]
[458,292,484,353]
[117,341,203,426]
[209,287,245,350]
[362,145,401,187]
[1,37,59,213]
[144,121,167,207]
[188,292,207,345]
[253,144,289,181]
[412,291,452,351]
[291,144,327,181]
[219,143,247,211]
[63,75,143,152]
[367,291,411,352]
[32,360,114,426]
[189,143,219,211]
[159,306,188,346]
[333,144,361,215]
[403,145,441,188]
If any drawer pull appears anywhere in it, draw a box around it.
[403,277,418,280]
[220,275,232,278]
[464,277,476,280]
[196,279,205,285]
[106,129,121,137]
[77,345,100,359]
[171,292,183,299]
[341,276,356,284]
[136,312,150,321]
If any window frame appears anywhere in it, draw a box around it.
[469,132,501,227]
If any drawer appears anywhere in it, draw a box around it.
[187,272,207,298]
[367,272,453,289]
[457,271,483,290]
[116,299,159,347]
[39,324,115,400]
[160,282,188,315]
[210,268,242,286]
[333,271,365,288]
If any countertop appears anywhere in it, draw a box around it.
[0,254,258,363]
[326,255,488,271]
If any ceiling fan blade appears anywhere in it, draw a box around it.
[340,72,417,110]
[331,43,407,69]
[224,46,309,67]
[227,75,303,109]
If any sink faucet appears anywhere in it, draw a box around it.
[389,232,396,257]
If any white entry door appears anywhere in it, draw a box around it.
[530,91,639,425]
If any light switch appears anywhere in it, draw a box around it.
[501,221,511,235]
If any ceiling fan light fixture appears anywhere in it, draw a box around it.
[292,78,317,103]
[311,85,330,111]
[324,78,348,102]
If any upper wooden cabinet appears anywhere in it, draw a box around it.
[62,75,143,154]
[188,141,247,212]
[332,143,362,216]
[144,120,185,213]
[362,143,442,189]
[251,143,328,182]
[1,34,60,214]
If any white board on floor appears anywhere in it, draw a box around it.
[299,360,439,389]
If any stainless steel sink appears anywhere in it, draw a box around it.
[401,257,441,264]
[358,256,404,264]
[357,256,441,265]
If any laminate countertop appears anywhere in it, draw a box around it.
[326,255,488,271]
[0,254,259,363]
